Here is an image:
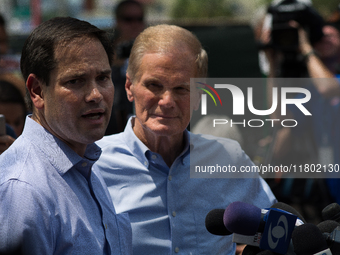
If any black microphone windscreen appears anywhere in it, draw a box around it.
[257,250,276,255]
[318,220,340,233]
[205,209,232,236]
[223,201,262,236]
[242,245,262,255]
[242,246,276,255]
[292,223,329,255]
[271,202,306,223]
[322,203,340,222]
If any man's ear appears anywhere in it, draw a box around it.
[26,74,44,109]
[125,73,134,102]
[193,88,202,111]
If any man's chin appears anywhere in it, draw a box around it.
[149,125,184,137]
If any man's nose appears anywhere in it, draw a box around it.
[159,90,175,107]
[86,83,103,103]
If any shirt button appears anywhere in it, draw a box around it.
[172,211,176,217]
[175,247,180,253]
[81,162,87,167]
[168,175,172,181]
[144,161,148,166]
[105,224,108,229]
[151,154,157,160]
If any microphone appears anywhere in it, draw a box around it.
[241,245,279,255]
[271,202,306,223]
[318,220,340,234]
[205,202,304,237]
[205,209,232,236]
[324,227,340,255]
[242,245,262,255]
[223,201,299,254]
[223,201,263,236]
[223,201,302,235]
[322,203,340,223]
[292,223,332,255]
[238,203,304,255]
[318,221,340,255]
[256,250,276,255]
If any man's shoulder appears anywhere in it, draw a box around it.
[189,132,250,168]
[96,132,126,149]
[0,136,52,188]
[95,132,138,170]
[190,132,242,150]
[0,137,29,181]
[0,142,52,213]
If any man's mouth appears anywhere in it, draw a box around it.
[82,111,105,120]
[153,114,175,119]
[85,113,103,119]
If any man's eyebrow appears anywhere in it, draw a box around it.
[63,69,112,78]
[176,82,191,88]
[142,77,190,86]
[99,69,112,75]
[143,77,161,83]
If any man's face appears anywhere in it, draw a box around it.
[117,4,145,41]
[126,49,200,138]
[314,25,340,59]
[40,37,114,154]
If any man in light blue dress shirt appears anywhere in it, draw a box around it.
[0,17,132,254]
[95,24,276,254]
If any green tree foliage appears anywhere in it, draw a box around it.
[312,0,339,18]
[171,0,340,20]
[171,0,232,18]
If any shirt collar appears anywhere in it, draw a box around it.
[123,117,150,166]
[181,129,191,157]
[22,115,101,176]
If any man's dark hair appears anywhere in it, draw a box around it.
[20,17,114,85]
[114,0,144,20]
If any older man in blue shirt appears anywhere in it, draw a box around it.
[0,17,131,254]
[95,24,276,254]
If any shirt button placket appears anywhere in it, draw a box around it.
[169,164,179,254]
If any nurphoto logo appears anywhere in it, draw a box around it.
[194,78,312,128]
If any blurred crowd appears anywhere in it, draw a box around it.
[1,0,340,225]
[251,1,340,223]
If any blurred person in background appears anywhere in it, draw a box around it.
[113,0,145,47]
[106,0,146,134]
[0,79,27,154]
[0,14,30,153]
[273,23,340,208]
[0,13,26,103]
[260,11,340,221]
[0,79,27,137]
[0,13,20,72]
